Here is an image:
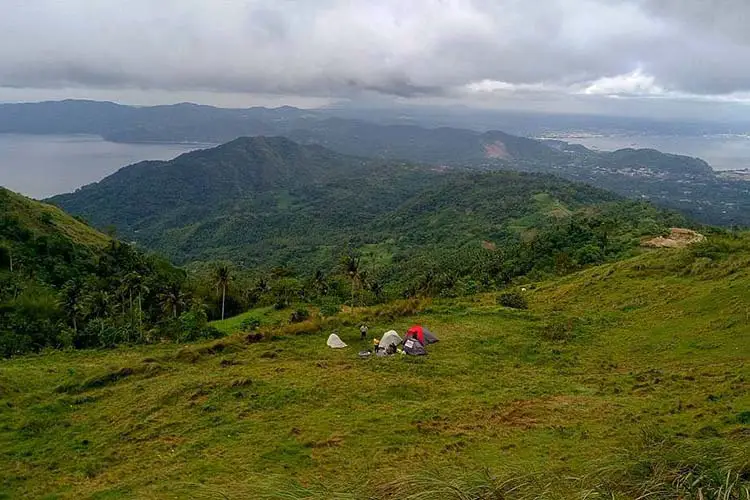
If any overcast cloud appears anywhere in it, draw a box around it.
[1,0,750,113]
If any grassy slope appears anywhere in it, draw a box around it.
[0,236,748,499]
[0,187,108,248]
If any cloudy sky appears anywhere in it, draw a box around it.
[1,0,749,118]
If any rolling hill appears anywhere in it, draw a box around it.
[0,232,747,498]
[50,138,684,292]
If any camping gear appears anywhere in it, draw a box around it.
[358,350,372,359]
[378,330,402,351]
[405,325,439,345]
[326,333,348,349]
[403,337,427,356]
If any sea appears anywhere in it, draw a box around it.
[0,134,211,199]
[556,134,750,171]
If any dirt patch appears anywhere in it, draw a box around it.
[482,240,497,251]
[245,333,264,343]
[643,228,705,248]
[484,140,510,159]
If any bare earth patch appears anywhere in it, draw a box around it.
[643,228,706,248]
[483,140,510,159]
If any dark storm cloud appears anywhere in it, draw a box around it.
[1,0,750,101]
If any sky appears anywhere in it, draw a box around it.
[1,0,750,119]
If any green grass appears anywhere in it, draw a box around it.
[0,187,109,248]
[210,306,295,334]
[1,238,749,499]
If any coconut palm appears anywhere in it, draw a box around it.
[213,264,232,320]
[60,279,86,334]
[343,253,361,307]
[159,282,186,319]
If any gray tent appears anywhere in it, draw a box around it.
[403,337,427,356]
[422,327,439,345]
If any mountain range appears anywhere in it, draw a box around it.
[2,100,748,226]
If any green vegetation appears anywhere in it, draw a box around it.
[0,233,747,498]
[0,188,215,356]
[51,138,685,303]
[4,100,747,225]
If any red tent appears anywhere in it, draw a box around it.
[405,325,439,345]
[406,325,426,344]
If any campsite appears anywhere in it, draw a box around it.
[1,239,748,499]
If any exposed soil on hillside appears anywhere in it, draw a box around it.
[484,140,510,159]
[643,227,705,248]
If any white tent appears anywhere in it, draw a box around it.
[326,333,348,349]
[378,330,402,351]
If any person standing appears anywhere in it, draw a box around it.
[360,323,369,340]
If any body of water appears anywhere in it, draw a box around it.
[0,134,211,199]
[560,134,750,171]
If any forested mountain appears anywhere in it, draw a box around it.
[0,188,218,356]
[3,100,747,226]
[51,137,684,299]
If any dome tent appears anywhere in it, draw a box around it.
[403,336,427,356]
[326,333,347,349]
[376,330,402,356]
[405,325,439,345]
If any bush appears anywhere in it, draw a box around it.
[319,299,341,318]
[240,316,261,332]
[497,290,528,310]
[289,308,310,323]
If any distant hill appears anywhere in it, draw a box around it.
[50,137,684,295]
[2,100,747,226]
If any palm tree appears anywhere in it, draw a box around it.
[0,244,12,273]
[368,279,384,302]
[134,281,149,342]
[213,264,232,320]
[60,279,86,335]
[159,282,186,319]
[312,269,328,297]
[343,253,361,307]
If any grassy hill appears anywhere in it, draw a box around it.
[0,187,108,249]
[1,232,747,499]
[0,186,109,291]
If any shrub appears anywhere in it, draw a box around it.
[319,298,341,318]
[289,308,310,323]
[497,291,528,310]
[240,316,262,332]
[538,316,583,342]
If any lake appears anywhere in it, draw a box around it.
[560,134,750,171]
[0,134,211,199]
